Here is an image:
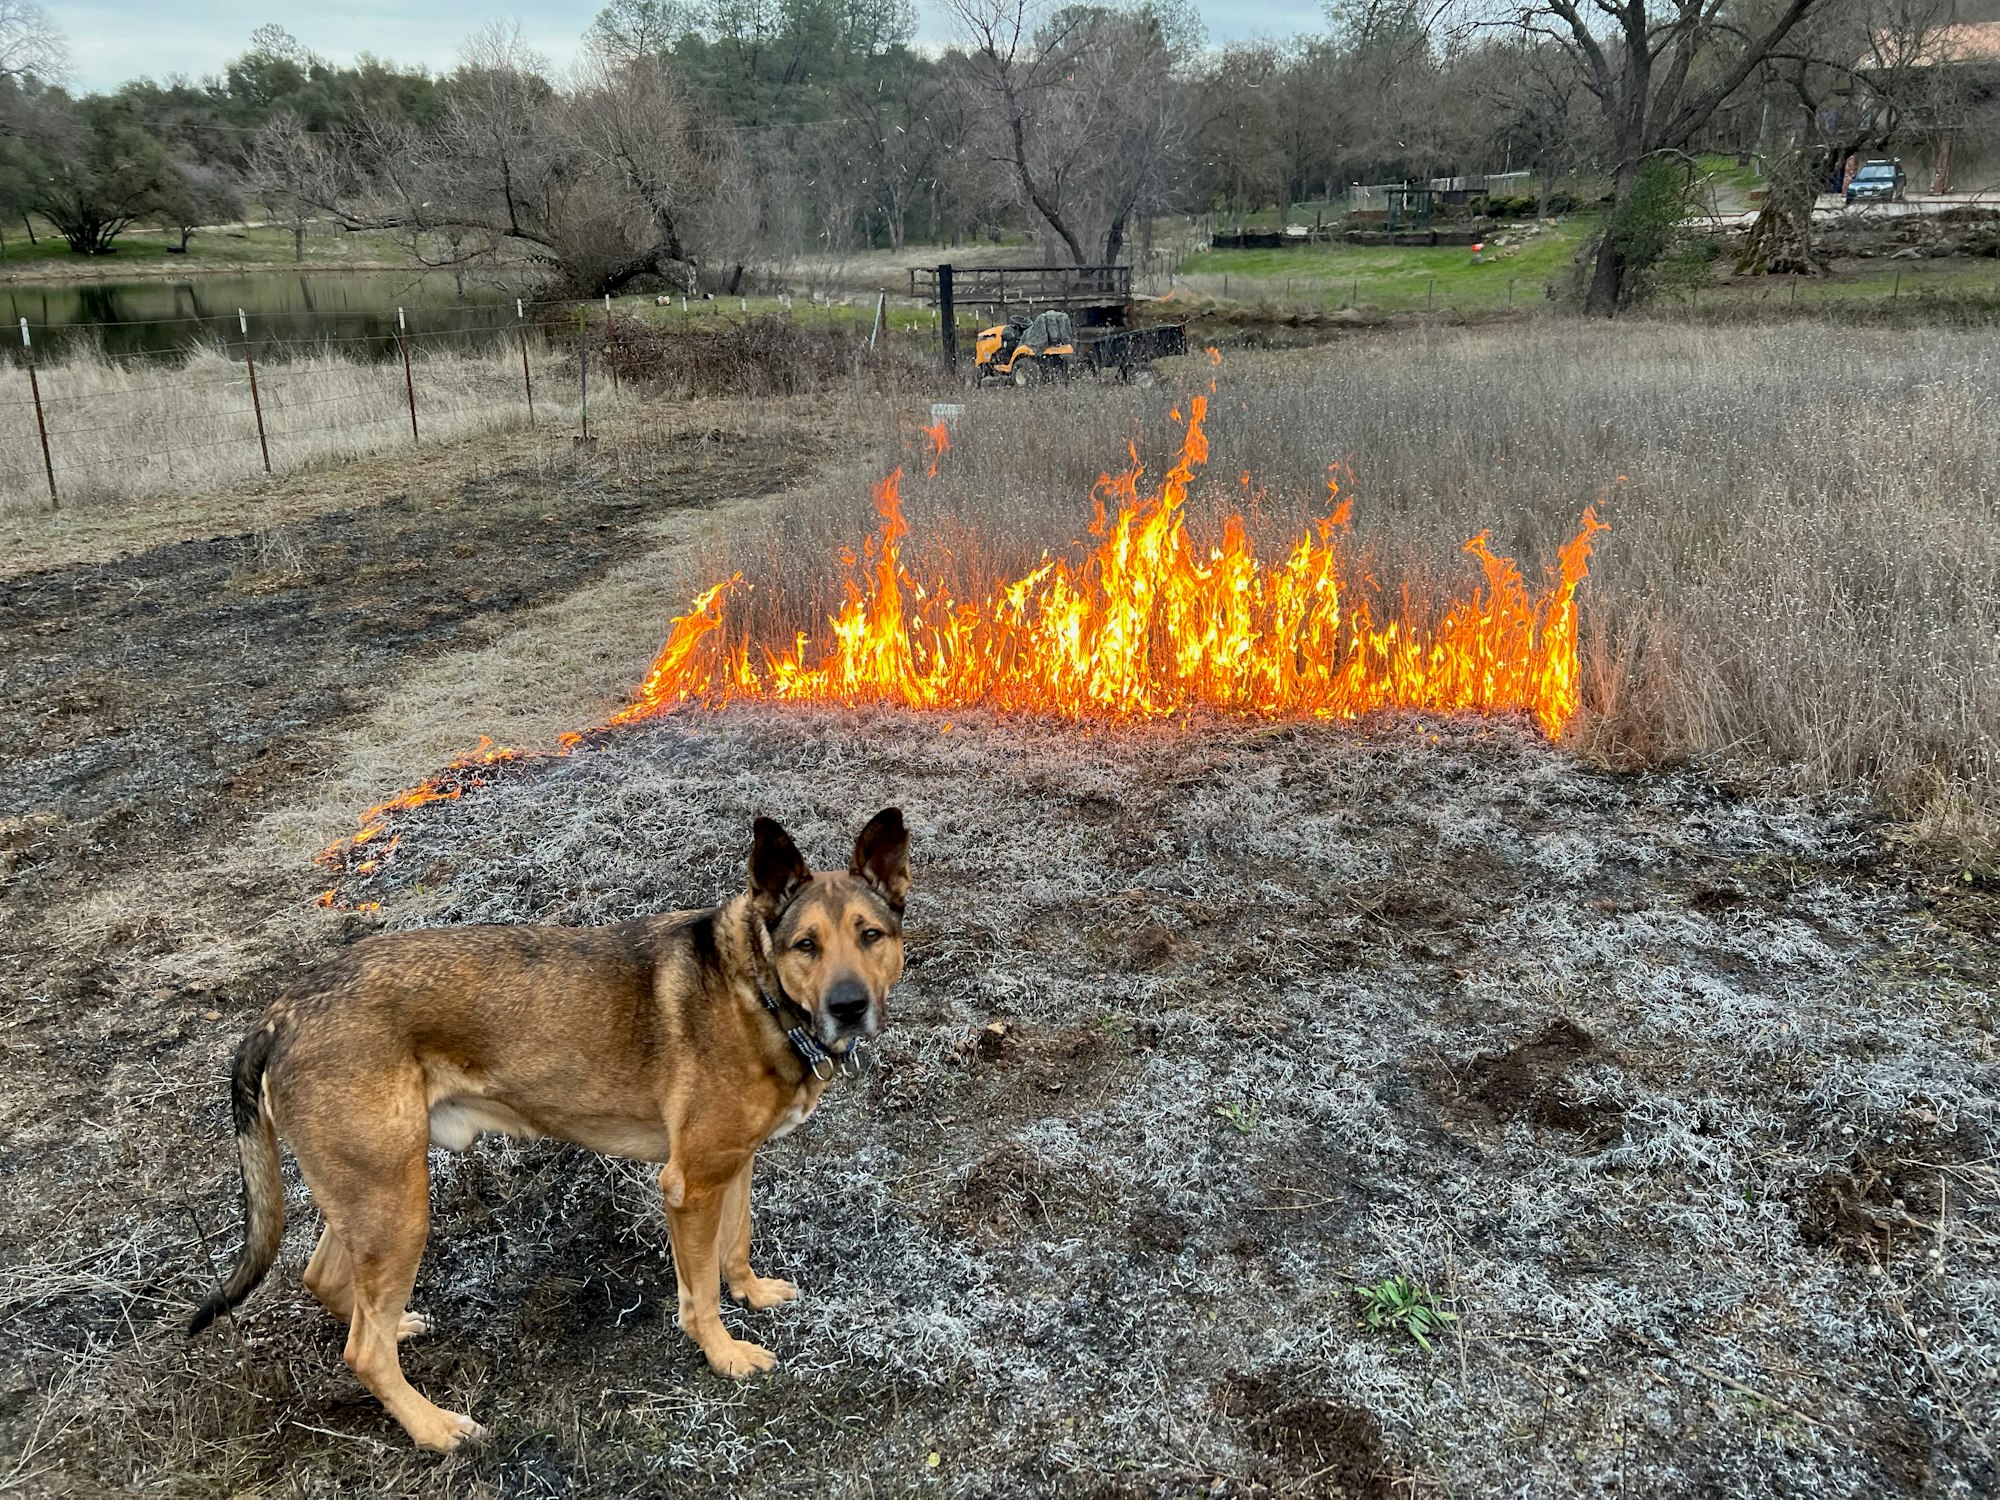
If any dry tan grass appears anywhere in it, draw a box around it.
[0,342,637,515]
[246,469,880,876]
[669,325,1998,852]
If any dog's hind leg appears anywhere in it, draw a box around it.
[663,1161,777,1379]
[333,1155,481,1453]
[294,1072,479,1453]
[304,1225,429,1340]
[720,1158,798,1310]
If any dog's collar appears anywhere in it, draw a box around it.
[754,973,868,1084]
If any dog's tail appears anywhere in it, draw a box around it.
[188,1022,286,1336]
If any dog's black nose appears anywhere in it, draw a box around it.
[824,980,871,1028]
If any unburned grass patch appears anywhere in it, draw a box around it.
[662,324,1999,854]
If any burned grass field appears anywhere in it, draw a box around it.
[10,708,1999,1497]
[2,322,1998,1496]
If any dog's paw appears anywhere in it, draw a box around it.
[411,1408,485,1454]
[728,1276,799,1310]
[705,1337,778,1379]
[397,1311,432,1342]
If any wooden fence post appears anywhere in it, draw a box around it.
[937,264,958,375]
[238,309,270,473]
[20,317,54,509]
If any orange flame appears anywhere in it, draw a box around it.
[611,394,1605,738]
[316,390,1607,895]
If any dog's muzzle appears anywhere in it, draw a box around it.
[819,978,876,1044]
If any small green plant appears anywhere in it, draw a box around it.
[1213,1100,1260,1134]
[1356,1275,1459,1353]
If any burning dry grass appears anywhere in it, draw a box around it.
[0,342,636,513]
[5,322,1999,1495]
[663,322,1998,853]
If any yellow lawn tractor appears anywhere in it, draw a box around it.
[975,309,1076,386]
[973,308,1188,388]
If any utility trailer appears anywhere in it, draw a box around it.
[974,310,1188,387]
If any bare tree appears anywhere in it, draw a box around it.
[844,62,968,250]
[1504,0,1826,312]
[1736,0,1955,275]
[249,113,342,262]
[304,29,728,295]
[1196,43,1289,227]
[1463,31,1597,213]
[0,0,64,86]
[948,0,1193,265]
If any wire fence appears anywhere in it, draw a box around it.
[0,305,640,512]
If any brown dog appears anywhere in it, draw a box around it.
[190,809,909,1452]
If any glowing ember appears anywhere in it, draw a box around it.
[317,388,1605,888]
[611,393,1604,737]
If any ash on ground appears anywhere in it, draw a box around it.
[29,709,2000,1496]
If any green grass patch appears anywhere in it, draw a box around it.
[1672,252,2000,313]
[1179,218,1595,312]
[1694,152,1764,197]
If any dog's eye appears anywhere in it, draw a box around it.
[793,936,819,955]
[859,927,885,946]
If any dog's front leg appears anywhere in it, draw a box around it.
[721,1156,799,1310]
[660,1161,777,1379]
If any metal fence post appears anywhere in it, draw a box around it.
[239,309,271,473]
[579,344,590,443]
[397,307,418,444]
[20,317,54,508]
[517,299,535,425]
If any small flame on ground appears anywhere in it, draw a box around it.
[316,394,1606,896]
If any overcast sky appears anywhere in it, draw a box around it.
[52,1,1329,93]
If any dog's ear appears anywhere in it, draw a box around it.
[748,816,812,922]
[850,807,909,916]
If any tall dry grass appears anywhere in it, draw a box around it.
[0,341,631,512]
[684,323,2000,850]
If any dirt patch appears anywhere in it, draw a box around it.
[1214,1372,1394,1498]
[1451,1018,1628,1144]
[1795,1109,1993,1262]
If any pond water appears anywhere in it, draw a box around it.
[1,271,544,364]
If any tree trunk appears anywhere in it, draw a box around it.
[1584,232,1624,316]
[23,214,36,246]
[1584,159,1639,317]
[178,226,194,252]
[293,220,304,262]
[1736,148,1822,276]
[1102,216,1126,268]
